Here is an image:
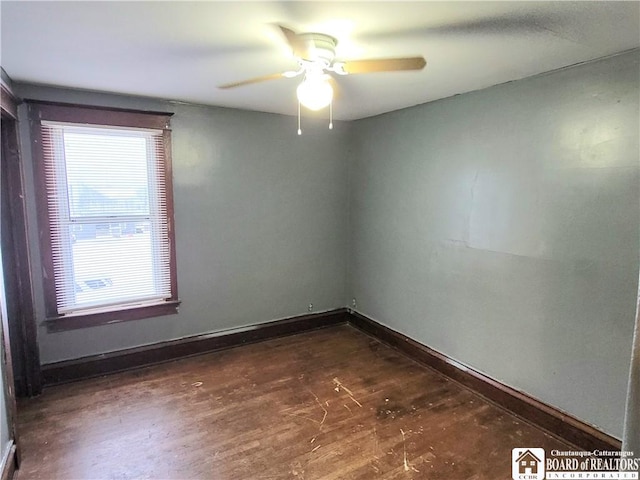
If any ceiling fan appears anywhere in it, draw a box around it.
[218,25,426,132]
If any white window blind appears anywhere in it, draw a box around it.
[41,121,172,315]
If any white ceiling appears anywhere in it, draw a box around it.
[1,1,639,121]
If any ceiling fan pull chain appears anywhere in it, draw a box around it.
[329,101,333,130]
[297,100,302,135]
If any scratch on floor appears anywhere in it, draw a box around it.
[372,427,380,459]
[333,377,363,408]
[400,429,419,473]
[286,413,320,425]
[307,390,329,445]
[343,404,352,414]
[311,444,321,453]
[309,391,328,426]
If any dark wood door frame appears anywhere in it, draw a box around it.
[1,83,42,398]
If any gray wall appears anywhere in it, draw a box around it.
[14,84,350,363]
[348,50,640,439]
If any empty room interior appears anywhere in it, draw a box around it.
[0,1,639,479]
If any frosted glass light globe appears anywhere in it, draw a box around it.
[297,76,333,111]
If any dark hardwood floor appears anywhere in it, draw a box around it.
[15,325,573,479]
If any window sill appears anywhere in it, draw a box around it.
[44,300,181,333]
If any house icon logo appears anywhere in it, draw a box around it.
[512,448,545,480]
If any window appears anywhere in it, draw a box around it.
[28,101,179,331]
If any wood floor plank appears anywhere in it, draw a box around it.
[16,325,573,479]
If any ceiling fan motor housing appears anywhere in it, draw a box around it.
[297,33,338,67]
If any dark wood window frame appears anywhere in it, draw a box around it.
[27,101,180,332]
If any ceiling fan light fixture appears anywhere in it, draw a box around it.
[329,62,347,75]
[296,75,333,111]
